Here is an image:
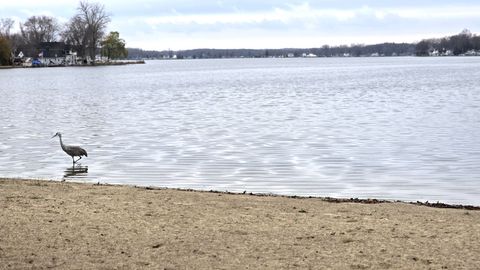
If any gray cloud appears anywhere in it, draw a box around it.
[2,0,480,49]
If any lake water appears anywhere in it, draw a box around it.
[1,57,480,205]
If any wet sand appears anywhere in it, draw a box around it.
[0,178,479,269]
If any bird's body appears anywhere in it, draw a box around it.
[52,132,88,165]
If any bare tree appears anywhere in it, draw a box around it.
[20,15,60,46]
[0,18,15,63]
[0,18,23,56]
[76,1,110,64]
[61,15,88,57]
[0,18,15,38]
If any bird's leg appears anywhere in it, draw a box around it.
[74,156,82,163]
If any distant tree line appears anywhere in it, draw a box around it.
[127,48,170,59]
[127,30,480,60]
[297,43,414,57]
[415,29,480,56]
[0,1,126,66]
[127,43,415,60]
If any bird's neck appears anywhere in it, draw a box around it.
[58,136,66,151]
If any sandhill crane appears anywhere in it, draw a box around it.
[52,132,88,165]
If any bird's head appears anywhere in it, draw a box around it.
[51,132,62,139]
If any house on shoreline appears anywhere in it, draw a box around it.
[14,42,88,67]
[38,42,79,66]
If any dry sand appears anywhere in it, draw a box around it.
[0,178,479,269]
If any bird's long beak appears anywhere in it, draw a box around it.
[51,134,57,139]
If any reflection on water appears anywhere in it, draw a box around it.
[1,57,480,205]
[63,165,88,179]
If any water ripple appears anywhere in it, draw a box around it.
[1,57,480,205]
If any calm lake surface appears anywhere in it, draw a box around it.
[1,57,480,205]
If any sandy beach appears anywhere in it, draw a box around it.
[0,178,479,269]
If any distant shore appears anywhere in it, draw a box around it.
[1,178,479,269]
[0,60,145,69]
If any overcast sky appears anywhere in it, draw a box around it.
[2,0,480,50]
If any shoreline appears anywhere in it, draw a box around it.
[0,60,145,69]
[5,177,480,210]
[146,187,480,211]
[127,184,480,211]
[1,178,479,269]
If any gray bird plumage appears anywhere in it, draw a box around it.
[52,132,88,165]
